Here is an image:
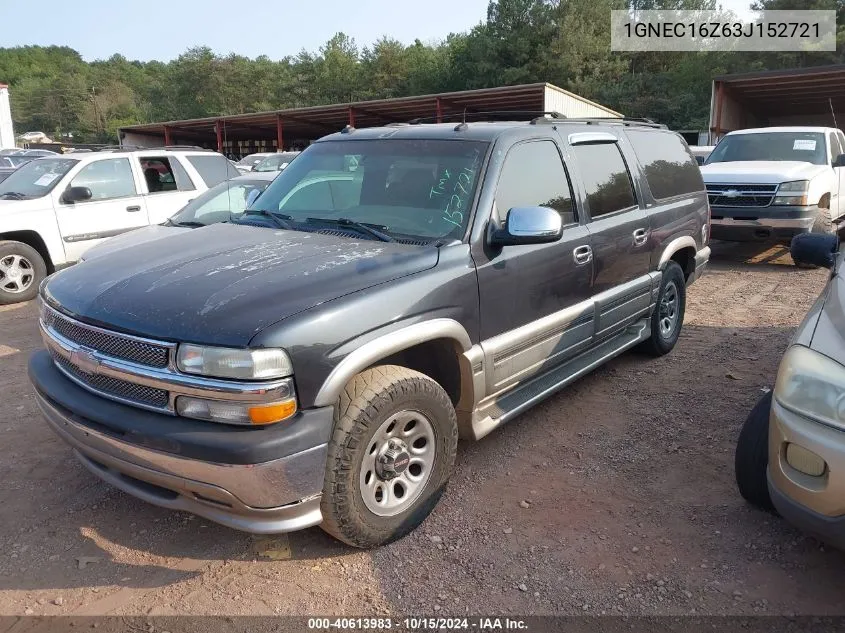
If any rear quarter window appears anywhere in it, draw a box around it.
[185,154,240,187]
[625,130,704,200]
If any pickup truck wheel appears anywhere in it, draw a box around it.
[0,241,45,305]
[320,365,458,548]
[639,260,686,357]
[735,391,775,512]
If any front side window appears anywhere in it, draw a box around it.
[706,132,827,166]
[572,143,637,218]
[250,139,488,241]
[170,179,272,226]
[0,158,78,199]
[70,158,137,201]
[495,140,576,224]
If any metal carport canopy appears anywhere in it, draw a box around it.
[119,82,619,149]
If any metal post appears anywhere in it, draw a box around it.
[164,125,173,146]
[436,97,443,123]
[216,120,223,153]
[276,114,284,150]
[713,82,724,143]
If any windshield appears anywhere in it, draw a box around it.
[0,158,78,199]
[246,139,488,241]
[254,153,299,172]
[705,132,827,165]
[169,178,272,226]
[236,154,268,167]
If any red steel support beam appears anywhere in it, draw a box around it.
[712,81,724,143]
[164,125,173,146]
[215,120,223,153]
[348,106,356,127]
[436,97,443,123]
[276,114,284,150]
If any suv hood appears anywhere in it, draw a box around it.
[44,223,439,346]
[809,262,845,364]
[81,225,189,260]
[701,161,828,184]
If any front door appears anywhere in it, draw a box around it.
[565,133,652,340]
[54,157,149,262]
[474,138,593,396]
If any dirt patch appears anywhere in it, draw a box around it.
[0,241,842,617]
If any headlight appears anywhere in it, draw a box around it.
[175,379,297,426]
[772,180,809,206]
[775,345,845,430]
[176,344,293,380]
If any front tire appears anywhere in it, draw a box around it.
[735,392,775,512]
[0,240,46,305]
[320,365,458,548]
[640,260,686,357]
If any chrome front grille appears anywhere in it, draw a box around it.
[51,350,169,408]
[706,183,778,208]
[43,308,170,368]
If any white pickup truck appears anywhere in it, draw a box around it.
[702,127,845,263]
[0,147,239,303]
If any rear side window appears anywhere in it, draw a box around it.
[625,130,703,200]
[572,143,637,217]
[495,140,576,224]
[140,157,195,193]
[185,155,240,187]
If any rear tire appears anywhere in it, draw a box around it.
[735,392,775,512]
[639,260,686,357]
[0,240,45,305]
[320,365,458,548]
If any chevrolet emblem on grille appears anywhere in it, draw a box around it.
[71,348,101,375]
[723,189,740,198]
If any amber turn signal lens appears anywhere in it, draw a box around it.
[248,400,297,425]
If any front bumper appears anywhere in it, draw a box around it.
[29,350,333,534]
[710,204,818,242]
[768,398,845,549]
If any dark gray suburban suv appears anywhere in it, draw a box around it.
[29,117,710,548]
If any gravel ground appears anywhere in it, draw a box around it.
[1,240,844,619]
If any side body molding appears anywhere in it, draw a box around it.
[313,318,474,408]
[658,235,697,269]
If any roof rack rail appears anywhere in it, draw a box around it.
[532,116,666,129]
[408,110,565,125]
[114,144,214,152]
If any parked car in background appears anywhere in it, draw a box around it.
[0,147,238,303]
[30,117,710,547]
[235,152,275,173]
[690,145,714,165]
[15,149,57,157]
[736,232,845,550]
[0,148,23,156]
[0,156,17,183]
[702,127,845,260]
[80,171,278,261]
[253,151,301,173]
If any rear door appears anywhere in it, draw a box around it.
[563,131,652,340]
[54,157,149,262]
[138,155,198,224]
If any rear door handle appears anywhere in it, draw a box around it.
[573,245,593,265]
[126,205,142,212]
[633,228,648,247]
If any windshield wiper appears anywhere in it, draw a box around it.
[307,217,395,242]
[240,209,295,229]
[0,192,27,200]
[166,219,206,228]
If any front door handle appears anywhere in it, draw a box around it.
[573,245,593,265]
[126,205,142,212]
[633,228,648,247]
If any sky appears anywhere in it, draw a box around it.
[0,0,490,61]
[1,0,758,62]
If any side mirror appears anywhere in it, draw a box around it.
[491,206,563,247]
[791,232,838,269]
[61,186,92,204]
[833,154,845,168]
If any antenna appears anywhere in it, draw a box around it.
[462,108,467,124]
[830,98,838,129]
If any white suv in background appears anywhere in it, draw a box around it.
[0,147,238,304]
[702,127,845,261]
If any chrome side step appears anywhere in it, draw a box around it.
[470,319,651,440]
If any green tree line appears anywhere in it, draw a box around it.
[1,0,842,144]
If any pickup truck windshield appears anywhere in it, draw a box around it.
[0,158,78,199]
[706,132,827,166]
[248,139,488,241]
